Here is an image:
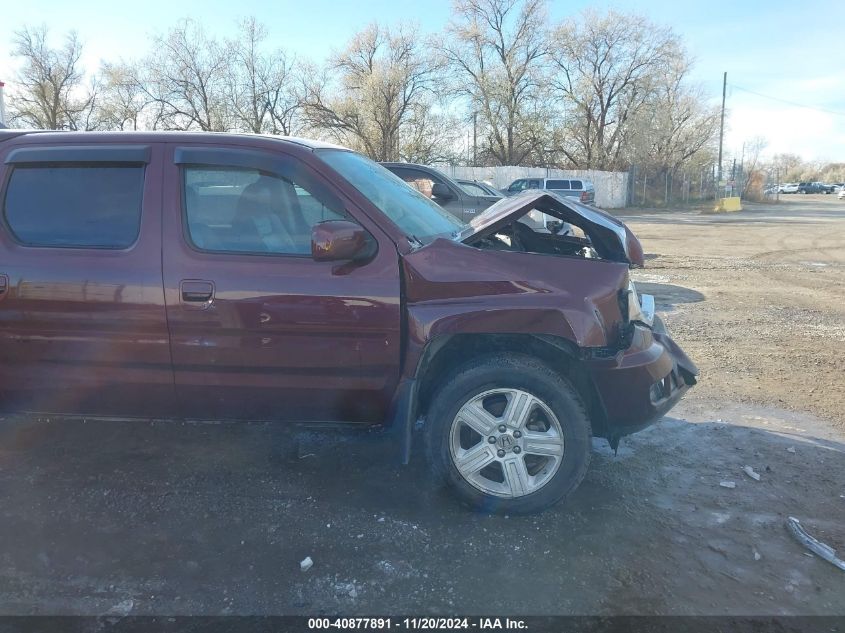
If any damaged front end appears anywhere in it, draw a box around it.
[459,191,645,267]
[456,191,699,444]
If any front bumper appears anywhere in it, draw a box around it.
[584,324,698,439]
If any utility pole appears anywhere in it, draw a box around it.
[0,80,7,128]
[731,158,737,196]
[472,111,478,166]
[716,72,727,198]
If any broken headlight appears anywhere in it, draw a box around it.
[626,280,655,327]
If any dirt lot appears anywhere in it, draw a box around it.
[625,195,845,427]
[0,196,843,616]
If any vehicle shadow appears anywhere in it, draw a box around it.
[0,411,843,615]
[632,282,704,310]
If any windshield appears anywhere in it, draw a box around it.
[319,150,465,243]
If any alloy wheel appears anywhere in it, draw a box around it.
[449,388,565,498]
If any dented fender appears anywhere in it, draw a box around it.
[400,237,631,379]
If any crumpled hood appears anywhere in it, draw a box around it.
[460,191,644,267]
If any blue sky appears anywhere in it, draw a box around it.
[2,0,843,161]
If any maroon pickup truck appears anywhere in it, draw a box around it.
[0,131,697,513]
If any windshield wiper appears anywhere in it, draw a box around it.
[407,235,424,248]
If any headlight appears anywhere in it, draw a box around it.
[626,280,655,327]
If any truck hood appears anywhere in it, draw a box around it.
[459,191,644,267]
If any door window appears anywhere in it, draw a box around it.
[4,164,144,249]
[394,168,444,199]
[546,179,571,190]
[183,166,346,256]
[458,182,488,197]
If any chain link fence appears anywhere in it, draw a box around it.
[627,166,719,207]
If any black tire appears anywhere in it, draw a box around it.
[424,353,592,514]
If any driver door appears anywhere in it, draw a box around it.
[161,143,402,423]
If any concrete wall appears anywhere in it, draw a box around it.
[430,165,630,208]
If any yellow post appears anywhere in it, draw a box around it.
[713,197,742,213]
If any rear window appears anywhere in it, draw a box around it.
[546,180,570,189]
[4,164,144,248]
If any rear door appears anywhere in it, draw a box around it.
[0,141,174,417]
[459,182,501,215]
[161,143,402,423]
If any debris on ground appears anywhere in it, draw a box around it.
[106,599,134,617]
[742,465,761,481]
[753,548,762,561]
[300,556,313,572]
[719,481,736,489]
[786,447,796,453]
[786,517,845,572]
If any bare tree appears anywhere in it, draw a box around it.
[303,23,440,161]
[771,153,804,181]
[96,62,147,130]
[225,17,303,135]
[398,105,463,163]
[818,162,845,183]
[8,25,98,130]
[740,136,767,198]
[442,0,551,166]
[138,19,231,131]
[550,10,680,170]
[630,57,720,174]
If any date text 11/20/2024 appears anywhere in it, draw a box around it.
[308,618,528,630]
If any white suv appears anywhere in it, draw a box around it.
[505,178,596,205]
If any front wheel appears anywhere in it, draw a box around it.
[424,354,592,514]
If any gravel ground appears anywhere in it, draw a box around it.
[623,195,845,427]
[0,196,843,616]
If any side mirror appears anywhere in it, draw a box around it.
[311,220,377,262]
[431,182,454,200]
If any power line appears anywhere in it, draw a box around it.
[728,84,845,117]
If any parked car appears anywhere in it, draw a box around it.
[456,179,503,198]
[778,183,799,194]
[381,163,500,223]
[839,187,845,200]
[0,130,697,513]
[504,177,596,205]
[818,183,835,194]
[797,182,824,194]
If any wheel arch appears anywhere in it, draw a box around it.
[411,333,607,440]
